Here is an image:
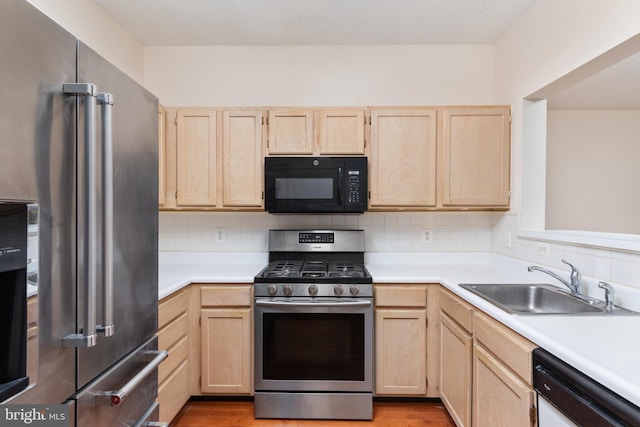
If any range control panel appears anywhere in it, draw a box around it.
[298,232,334,244]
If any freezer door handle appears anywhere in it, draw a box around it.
[132,402,169,427]
[95,350,168,406]
[63,82,99,348]
[97,92,115,338]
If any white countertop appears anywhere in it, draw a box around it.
[158,251,640,407]
[158,252,266,299]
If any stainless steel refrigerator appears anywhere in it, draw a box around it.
[0,0,163,425]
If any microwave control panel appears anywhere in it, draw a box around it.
[346,170,362,205]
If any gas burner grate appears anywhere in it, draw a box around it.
[264,260,303,278]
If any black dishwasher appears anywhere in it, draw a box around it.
[533,348,640,427]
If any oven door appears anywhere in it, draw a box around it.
[255,297,373,393]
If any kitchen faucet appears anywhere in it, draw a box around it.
[528,259,583,296]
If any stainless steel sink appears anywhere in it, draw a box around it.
[459,283,639,315]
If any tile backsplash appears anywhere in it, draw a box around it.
[491,212,640,291]
[160,210,640,291]
[159,211,494,253]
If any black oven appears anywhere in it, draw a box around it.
[264,157,367,213]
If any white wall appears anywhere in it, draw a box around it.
[144,45,494,106]
[492,0,640,291]
[546,110,640,234]
[494,0,640,217]
[25,0,144,83]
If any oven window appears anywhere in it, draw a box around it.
[275,178,334,200]
[262,313,364,381]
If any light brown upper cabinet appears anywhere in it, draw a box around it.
[317,109,366,155]
[369,108,438,208]
[221,110,264,207]
[164,108,264,210]
[162,105,510,211]
[160,109,178,209]
[267,109,314,155]
[176,109,217,207]
[266,108,366,156]
[158,106,166,207]
[441,106,511,208]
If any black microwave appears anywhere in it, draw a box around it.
[264,157,368,213]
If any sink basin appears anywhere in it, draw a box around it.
[459,283,638,315]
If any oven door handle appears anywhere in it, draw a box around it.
[255,300,372,308]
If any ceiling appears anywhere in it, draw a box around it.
[95,0,640,109]
[95,0,536,46]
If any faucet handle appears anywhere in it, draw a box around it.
[562,259,582,279]
[598,281,615,308]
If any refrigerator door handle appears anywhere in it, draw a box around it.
[97,92,115,338]
[95,350,168,406]
[63,82,99,348]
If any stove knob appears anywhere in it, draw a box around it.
[308,284,318,296]
[267,284,277,296]
[283,285,293,296]
[349,286,360,296]
[334,284,344,295]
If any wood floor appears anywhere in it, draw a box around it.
[170,400,456,427]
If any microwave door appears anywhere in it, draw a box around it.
[267,170,342,213]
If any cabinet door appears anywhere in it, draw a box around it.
[370,109,437,207]
[221,110,264,207]
[267,109,314,154]
[176,110,217,206]
[158,106,166,207]
[375,308,427,395]
[317,109,366,155]
[201,308,252,394]
[472,344,534,427]
[440,313,472,427]
[442,107,511,207]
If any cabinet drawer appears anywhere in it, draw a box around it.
[375,285,427,307]
[159,334,189,385]
[158,359,190,423]
[473,312,536,384]
[201,285,253,307]
[440,289,473,332]
[158,311,188,350]
[159,289,189,329]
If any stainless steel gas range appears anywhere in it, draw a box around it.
[253,229,373,420]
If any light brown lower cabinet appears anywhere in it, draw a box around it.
[200,307,252,394]
[375,307,427,395]
[439,312,472,427]
[439,289,537,427]
[157,288,191,423]
[199,285,253,395]
[26,295,38,385]
[374,284,440,397]
[472,344,534,427]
